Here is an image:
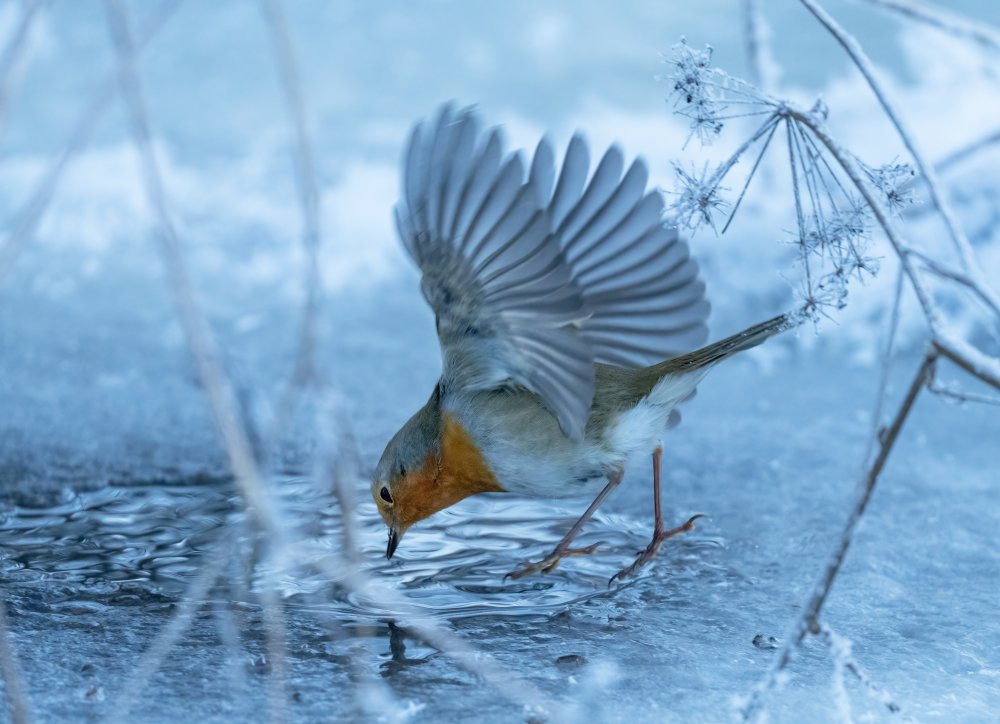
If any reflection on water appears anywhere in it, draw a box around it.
[0,475,803,722]
[0,476,721,619]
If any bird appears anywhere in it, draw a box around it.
[371,102,790,582]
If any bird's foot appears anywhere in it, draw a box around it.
[609,515,704,586]
[504,543,601,581]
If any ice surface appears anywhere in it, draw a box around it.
[1,1,999,722]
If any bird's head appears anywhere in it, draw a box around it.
[373,388,503,559]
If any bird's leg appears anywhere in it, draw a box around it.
[505,470,623,580]
[610,446,702,584]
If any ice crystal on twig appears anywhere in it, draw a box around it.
[860,160,916,216]
[663,38,902,321]
[669,162,730,232]
[664,39,772,146]
[665,40,722,146]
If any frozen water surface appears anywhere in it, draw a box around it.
[3,338,998,722]
[2,1,999,722]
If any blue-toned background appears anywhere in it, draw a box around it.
[1,1,998,721]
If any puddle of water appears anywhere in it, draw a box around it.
[0,474,735,721]
[0,475,722,620]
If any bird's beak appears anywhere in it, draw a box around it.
[386,527,401,559]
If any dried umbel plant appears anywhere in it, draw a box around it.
[665,37,909,324]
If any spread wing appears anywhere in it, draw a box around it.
[395,104,594,439]
[532,134,710,366]
[395,103,710,440]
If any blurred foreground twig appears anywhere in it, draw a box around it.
[0,0,183,287]
[0,599,29,724]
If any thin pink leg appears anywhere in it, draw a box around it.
[610,446,702,584]
[506,470,623,580]
[652,445,664,536]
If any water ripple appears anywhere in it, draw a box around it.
[1,476,722,620]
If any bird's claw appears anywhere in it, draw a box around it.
[608,515,704,586]
[504,543,602,581]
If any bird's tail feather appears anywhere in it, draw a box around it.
[639,314,793,392]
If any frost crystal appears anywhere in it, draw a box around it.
[661,36,905,322]
[665,40,725,146]
[669,162,730,232]
[861,160,916,216]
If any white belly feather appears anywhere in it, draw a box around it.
[463,370,706,499]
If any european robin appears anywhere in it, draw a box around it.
[373,103,789,581]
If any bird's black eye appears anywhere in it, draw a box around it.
[380,486,393,504]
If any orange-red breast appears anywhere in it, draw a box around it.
[372,103,789,580]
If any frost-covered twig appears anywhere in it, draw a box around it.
[308,387,557,718]
[0,599,30,724]
[741,352,936,720]
[799,0,1000,319]
[927,378,1000,407]
[818,622,901,715]
[741,0,766,90]
[0,0,43,134]
[861,0,1000,53]
[667,13,999,720]
[103,0,276,539]
[258,0,324,448]
[306,546,556,718]
[103,2,291,719]
[933,333,1000,393]
[107,540,232,724]
[0,0,183,288]
[917,129,1000,185]
[862,266,904,467]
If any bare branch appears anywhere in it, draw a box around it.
[103,2,291,719]
[741,352,935,721]
[0,0,183,288]
[107,541,232,724]
[103,0,275,534]
[799,0,1000,318]
[0,0,43,135]
[818,622,901,714]
[928,379,1000,407]
[258,0,324,447]
[933,333,1000,393]
[862,0,1000,52]
[0,599,30,724]
[741,0,765,89]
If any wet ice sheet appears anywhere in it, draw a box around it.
[2,349,998,722]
